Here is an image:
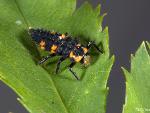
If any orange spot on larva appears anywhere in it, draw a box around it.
[74,56,83,62]
[50,45,57,53]
[51,31,56,35]
[69,51,83,62]
[59,34,66,39]
[83,47,88,54]
[39,40,46,50]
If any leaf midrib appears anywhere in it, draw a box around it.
[14,0,29,28]
[13,0,69,112]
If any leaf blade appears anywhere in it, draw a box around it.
[122,42,150,113]
[0,0,114,113]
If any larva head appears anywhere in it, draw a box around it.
[82,54,91,66]
[81,47,91,66]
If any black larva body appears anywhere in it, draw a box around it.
[29,28,103,80]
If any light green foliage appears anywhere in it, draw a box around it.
[0,0,114,113]
[122,42,150,113]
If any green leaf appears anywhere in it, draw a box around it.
[122,42,150,113]
[0,0,114,113]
